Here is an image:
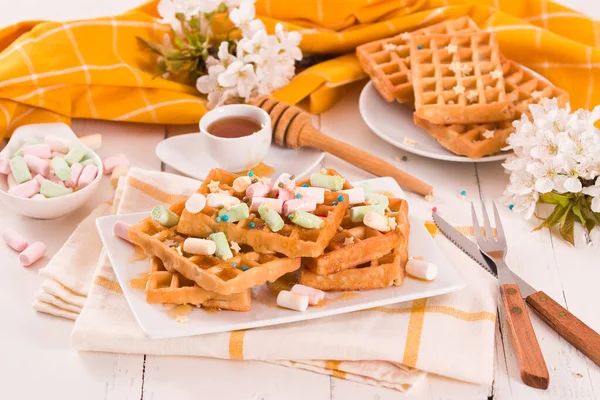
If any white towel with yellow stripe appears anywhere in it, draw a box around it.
[36,167,497,390]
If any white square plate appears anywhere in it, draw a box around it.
[96,177,465,339]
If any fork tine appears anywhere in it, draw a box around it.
[480,202,494,241]
[492,201,506,244]
[471,202,485,244]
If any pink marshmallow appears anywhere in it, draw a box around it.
[23,144,51,159]
[31,194,46,200]
[7,174,17,189]
[270,174,296,196]
[290,284,325,305]
[51,151,66,158]
[245,182,272,200]
[283,197,317,216]
[23,154,50,177]
[113,221,132,243]
[19,241,47,267]
[250,197,283,214]
[8,179,40,198]
[0,157,10,175]
[103,154,129,175]
[33,174,46,185]
[66,162,83,188]
[2,228,29,252]
[78,164,98,188]
[50,175,65,187]
[278,189,295,202]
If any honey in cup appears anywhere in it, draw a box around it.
[207,116,263,139]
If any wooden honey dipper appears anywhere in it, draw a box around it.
[251,96,433,196]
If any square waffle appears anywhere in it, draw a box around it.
[299,201,409,291]
[176,168,349,258]
[356,17,479,103]
[146,257,252,311]
[410,31,513,124]
[128,217,300,295]
[413,60,570,158]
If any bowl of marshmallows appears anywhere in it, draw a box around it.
[0,123,104,219]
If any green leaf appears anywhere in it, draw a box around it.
[174,35,185,49]
[572,204,587,226]
[136,37,164,56]
[585,218,596,234]
[559,209,575,246]
[550,192,571,207]
[534,204,568,230]
[539,192,559,205]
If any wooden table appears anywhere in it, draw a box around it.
[1,1,599,399]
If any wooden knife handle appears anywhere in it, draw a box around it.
[500,283,549,389]
[527,291,600,367]
[298,125,433,196]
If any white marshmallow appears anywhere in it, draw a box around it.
[363,212,391,232]
[207,193,240,208]
[185,193,207,214]
[295,187,325,204]
[232,176,252,193]
[44,135,70,153]
[341,188,365,204]
[183,238,217,256]
[277,290,309,311]
[406,259,438,281]
[290,284,324,305]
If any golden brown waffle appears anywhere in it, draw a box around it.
[503,59,570,117]
[146,257,251,311]
[412,61,570,158]
[299,203,409,291]
[176,168,349,258]
[410,31,513,124]
[128,217,300,295]
[356,17,479,103]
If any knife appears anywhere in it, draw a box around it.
[433,212,600,367]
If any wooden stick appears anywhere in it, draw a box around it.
[527,291,600,367]
[298,124,433,196]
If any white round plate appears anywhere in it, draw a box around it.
[359,81,511,163]
[156,133,325,180]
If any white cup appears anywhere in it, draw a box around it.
[199,104,271,172]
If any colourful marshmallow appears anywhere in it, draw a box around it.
[23,154,50,177]
[209,232,233,260]
[310,173,345,191]
[218,203,250,223]
[64,145,87,166]
[246,182,272,200]
[23,143,51,159]
[289,211,324,229]
[250,197,283,214]
[50,157,71,181]
[9,156,32,184]
[44,135,70,153]
[295,187,325,204]
[113,221,132,243]
[151,205,179,228]
[8,179,40,198]
[19,241,47,267]
[277,189,295,202]
[277,290,309,311]
[258,203,285,232]
[77,164,98,188]
[2,228,29,252]
[0,157,10,175]
[290,284,325,305]
[103,154,129,175]
[283,197,317,216]
[40,180,73,198]
[66,163,83,188]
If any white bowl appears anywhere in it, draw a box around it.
[0,123,103,219]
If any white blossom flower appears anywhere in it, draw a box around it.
[218,60,258,98]
[526,159,566,193]
[229,0,256,34]
[583,177,600,212]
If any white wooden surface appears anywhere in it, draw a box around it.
[1,1,599,399]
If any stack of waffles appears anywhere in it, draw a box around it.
[356,17,569,158]
[126,168,410,312]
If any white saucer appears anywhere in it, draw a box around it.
[358,81,511,163]
[156,133,325,179]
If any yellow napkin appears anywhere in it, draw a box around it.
[30,167,498,389]
[0,0,599,139]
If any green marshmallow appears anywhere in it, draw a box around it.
[40,180,73,198]
[218,203,249,223]
[64,145,87,166]
[209,232,233,260]
[51,157,71,181]
[289,211,324,229]
[309,173,344,191]
[365,193,389,208]
[151,205,179,228]
[9,156,32,184]
[349,204,386,223]
[359,182,373,194]
[258,203,284,232]
[81,158,96,167]
[13,145,25,157]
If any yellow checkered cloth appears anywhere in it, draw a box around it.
[0,0,599,139]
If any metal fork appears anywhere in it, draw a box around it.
[472,201,549,390]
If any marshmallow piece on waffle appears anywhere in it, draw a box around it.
[183,238,217,256]
[295,187,325,204]
[250,197,283,214]
[185,194,207,214]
